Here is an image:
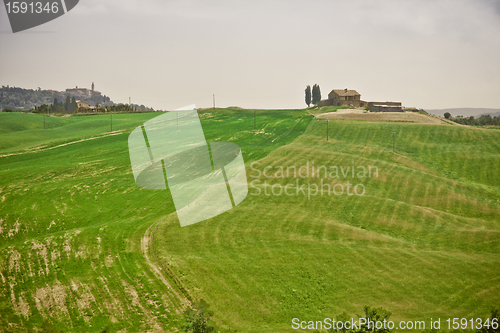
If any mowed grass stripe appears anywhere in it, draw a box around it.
[2,109,314,331]
[1,110,499,331]
[306,120,500,187]
[154,116,499,332]
[157,208,499,331]
[252,144,498,224]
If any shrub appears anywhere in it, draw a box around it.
[328,305,392,333]
[183,299,218,333]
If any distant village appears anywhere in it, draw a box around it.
[62,83,118,111]
[65,82,105,110]
[0,83,154,112]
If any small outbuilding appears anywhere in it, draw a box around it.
[368,101,402,112]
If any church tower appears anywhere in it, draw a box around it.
[91,82,94,92]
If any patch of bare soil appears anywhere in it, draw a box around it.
[317,110,453,125]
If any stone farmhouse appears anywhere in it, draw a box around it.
[321,88,402,111]
[321,89,366,108]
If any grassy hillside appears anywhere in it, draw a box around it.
[0,109,312,332]
[154,116,500,331]
[0,110,499,332]
[0,113,164,154]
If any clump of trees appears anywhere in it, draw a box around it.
[32,104,50,114]
[50,96,78,113]
[304,84,322,107]
[448,114,500,127]
[107,104,134,112]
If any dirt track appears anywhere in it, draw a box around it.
[316,109,454,125]
[0,130,125,158]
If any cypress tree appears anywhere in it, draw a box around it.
[53,98,59,112]
[65,95,70,112]
[312,84,318,105]
[312,84,322,106]
[305,85,311,107]
[70,97,77,112]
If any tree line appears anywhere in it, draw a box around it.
[32,96,78,113]
[53,96,78,112]
[444,112,500,126]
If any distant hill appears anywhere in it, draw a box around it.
[427,108,500,118]
[0,85,154,111]
[478,110,500,118]
[0,86,112,111]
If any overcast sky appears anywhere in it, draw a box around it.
[1,0,499,110]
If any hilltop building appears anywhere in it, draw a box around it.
[66,82,102,99]
[321,89,366,108]
[320,88,402,111]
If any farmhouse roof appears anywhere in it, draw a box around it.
[331,89,360,97]
[76,100,90,106]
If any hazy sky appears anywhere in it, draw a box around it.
[1,0,499,110]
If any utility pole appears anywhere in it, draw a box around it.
[326,119,329,141]
[393,130,395,152]
[213,94,215,109]
[254,110,256,131]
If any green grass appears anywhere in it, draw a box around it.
[0,109,312,332]
[154,117,500,332]
[0,112,163,154]
[0,110,499,332]
[307,105,347,116]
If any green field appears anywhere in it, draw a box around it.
[0,110,499,332]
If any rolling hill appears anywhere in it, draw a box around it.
[0,109,499,332]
